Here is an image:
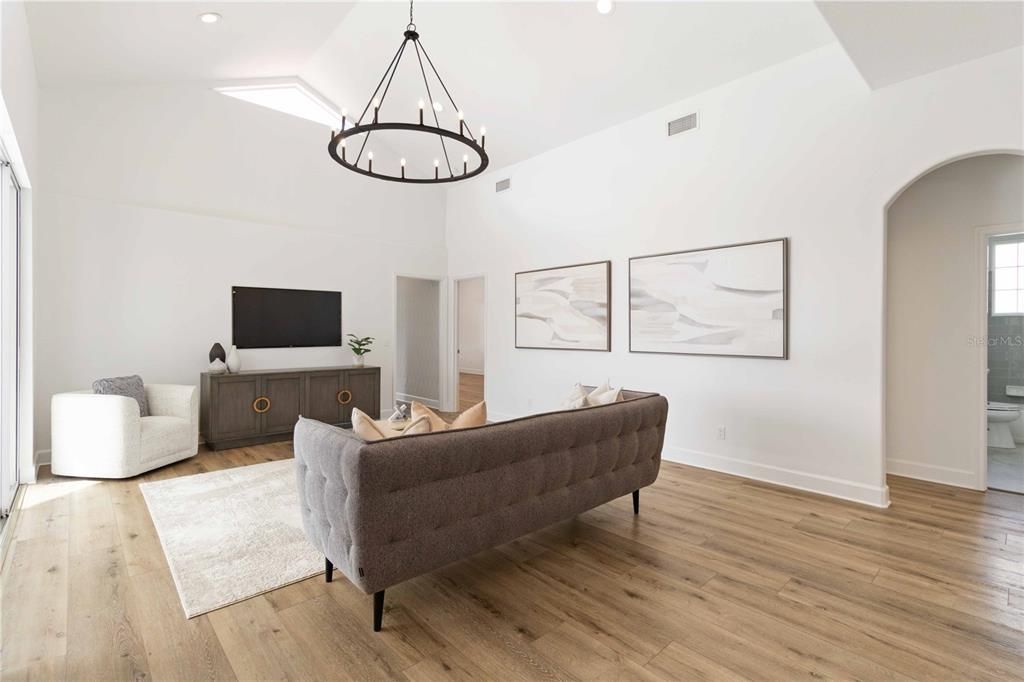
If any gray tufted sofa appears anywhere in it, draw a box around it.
[293,389,668,631]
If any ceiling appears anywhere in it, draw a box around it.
[816,1,1024,89]
[26,2,357,84]
[24,1,1024,172]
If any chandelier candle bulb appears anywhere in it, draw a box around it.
[463,154,469,174]
[341,108,347,128]
[480,126,486,148]
[401,158,406,178]
[372,98,380,124]
[458,110,465,135]
[368,151,373,172]
[340,138,346,161]
[418,99,425,125]
[434,159,439,179]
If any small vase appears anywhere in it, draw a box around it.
[353,355,365,367]
[226,345,241,373]
[208,358,227,374]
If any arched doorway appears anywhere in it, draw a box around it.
[884,152,1024,492]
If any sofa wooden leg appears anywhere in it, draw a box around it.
[373,590,385,632]
[325,558,333,583]
[633,490,639,515]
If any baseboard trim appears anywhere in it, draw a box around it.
[35,448,50,469]
[886,458,978,490]
[396,393,441,409]
[458,368,484,376]
[481,411,889,507]
[664,446,890,508]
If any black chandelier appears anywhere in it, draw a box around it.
[327,0,488,184]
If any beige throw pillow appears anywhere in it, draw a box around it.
[402,414,433,435]
[411,401,450,432]
[451,401,487,429]
[587,387,622,406]
[352,407,388,441]
[562,383,589,410]
[586,381,611,404]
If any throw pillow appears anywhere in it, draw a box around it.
[92,375,149,417]
[352,407,388,441]
[587,387,622,406]
[586,381,611,405]
[411,401,450,432]
[403,414,433,436]
[561,383,589,410]
[451,401,487,429]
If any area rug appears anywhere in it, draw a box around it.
[140,459,321,618]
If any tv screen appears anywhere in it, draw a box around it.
[232,287,342,349]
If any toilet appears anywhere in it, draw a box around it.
[987,402,1021,449]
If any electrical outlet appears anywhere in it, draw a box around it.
[717,426,726,441]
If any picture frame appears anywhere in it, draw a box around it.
[515,260,612,351]
[629,238,788,359]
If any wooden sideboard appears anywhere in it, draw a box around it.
[200,365,380,450]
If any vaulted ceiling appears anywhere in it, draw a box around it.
[25,1,1024,170]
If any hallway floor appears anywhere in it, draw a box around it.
[988,445,1024,493]
[459,372,484,411]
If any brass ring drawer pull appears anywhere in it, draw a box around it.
[253,396,271,413]
[337,389,353,405]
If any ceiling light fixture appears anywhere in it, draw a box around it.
[596,0,614,15]
[327,0,488,184]
[198,12,221,24]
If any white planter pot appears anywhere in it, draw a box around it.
[352,355,365,367]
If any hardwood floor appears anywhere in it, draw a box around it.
[459,372,484,412]
[3,442,1023,681]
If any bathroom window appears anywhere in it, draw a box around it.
[990,236,1024,315]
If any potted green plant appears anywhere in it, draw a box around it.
[347,334,374,367]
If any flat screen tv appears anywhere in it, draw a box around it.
[232,287,342,349]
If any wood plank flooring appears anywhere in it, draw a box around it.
[459,372,484,412]
[2,442,1023,681]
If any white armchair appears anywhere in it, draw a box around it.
[51,384,199,478]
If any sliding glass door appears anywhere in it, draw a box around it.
[0,158,19,517]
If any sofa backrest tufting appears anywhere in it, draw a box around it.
[294,391,668,595]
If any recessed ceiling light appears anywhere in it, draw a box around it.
[215,81,344,128]
[198,12,222,24]
[596,0,614,15]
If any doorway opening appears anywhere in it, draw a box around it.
[985,231,1024,494]
[884,152,1024,494]
[455,277,485,412]
[394,275,443,412]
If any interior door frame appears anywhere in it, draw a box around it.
[0,158,20,516]
[976,222,1024,491]
[446,274,486,413]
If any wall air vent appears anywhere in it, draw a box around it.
[668,112,698,137]
[495,178,511,192]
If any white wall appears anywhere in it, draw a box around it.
[395,276,441,406]
[886,154,1024,488]
[34,84,447,457]
[457,277,484,374]
[445,44,1023,506]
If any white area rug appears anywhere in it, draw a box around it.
[140,459,321,618]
